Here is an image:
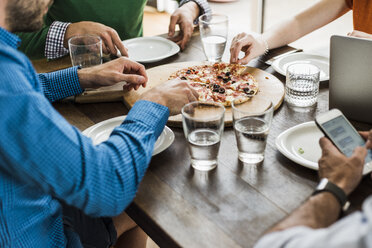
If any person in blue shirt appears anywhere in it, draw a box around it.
[0,0,199,247]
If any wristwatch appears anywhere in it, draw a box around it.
[312,178,350,212]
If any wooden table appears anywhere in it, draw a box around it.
[34,31,372,248]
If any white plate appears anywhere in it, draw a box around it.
[276,121,372,175]
[272,52,330,81]
[123,37,180,63]
[82,116,175,156]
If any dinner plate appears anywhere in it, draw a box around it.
[272,52,330,81]
[82,116,175,156]
[276,121,372,175]
[122,37,180,63]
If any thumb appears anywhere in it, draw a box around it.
[351,146,367,164]
[168,15,178,37]
[319,137,339,156]
[237,51,255,65]
[115,73,146,85]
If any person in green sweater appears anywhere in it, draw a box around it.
[17,0,210,60]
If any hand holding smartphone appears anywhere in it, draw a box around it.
[315,109,372,171]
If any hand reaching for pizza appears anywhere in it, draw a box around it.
[230,33,267,65]
[140,79,199,116]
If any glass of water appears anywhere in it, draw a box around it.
[232,98,274,164]
[182,102,225,171]
[285,63,320,107]
[199,14,228,62]
[68,35,102,68]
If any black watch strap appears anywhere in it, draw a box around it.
[312,178,350,212]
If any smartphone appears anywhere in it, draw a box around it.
[315,109,372,171]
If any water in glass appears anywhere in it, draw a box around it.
[188,129,220,171]
[285,78,319,107]
[201,35,227,62]
[285,63,320,107]
[234,117,269,163]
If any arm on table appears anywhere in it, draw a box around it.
[0,89,169,217]
[255,137,368,248]
[230,0,350,64]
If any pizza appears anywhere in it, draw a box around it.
[169,63,259,106]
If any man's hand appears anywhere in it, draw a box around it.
[360,129,372,149]
[64,21,128,57]
[230,33,266,64]
[140,79,199,115]
[77,57,147,90]
[168,2,199,50]
[318,137,367,195]
[348,30,372,40]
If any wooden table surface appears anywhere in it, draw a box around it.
[35,31,372,248]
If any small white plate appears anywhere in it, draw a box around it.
[123,37,180,63]
[276,121,372,175]
[83,116,175,156]
[272,52,330,81]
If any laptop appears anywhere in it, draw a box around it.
[330,35,372,124]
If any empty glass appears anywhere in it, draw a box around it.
[285,63,320,107]
[199,14,229,62]
[68,35,102,68]
[232,98,274,164]
[182,102,225,171]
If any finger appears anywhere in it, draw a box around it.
[101,33,117,55]
[230,38,248,63]
[360,131,369,140]
[351,146,367,164]
[186,83,199,99]
[180,24,193,50]
[366,130,372,149]
[102,43,109,54]
[319,137,340,156]
[119,58,148,82]
[237,47,254,65]
[185,88,198,102]
[110,30,128,57]
[168,15,179,37]
[116,73,147,85]
[169,33,183,43]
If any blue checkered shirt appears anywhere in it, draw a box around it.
[0,27,169,247]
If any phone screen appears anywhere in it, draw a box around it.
[321,115,372,163]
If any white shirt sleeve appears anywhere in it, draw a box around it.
[255,196,372,248]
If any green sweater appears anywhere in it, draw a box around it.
[17,0,147,59]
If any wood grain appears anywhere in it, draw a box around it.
[123,61,285,127]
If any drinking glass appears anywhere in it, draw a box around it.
[182,102,225,171]
[199,14,229,62]
[285,63,320,107]
[232,98,274,164]
[68,35,102,68]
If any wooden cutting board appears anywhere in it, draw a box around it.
[123,61,285,127]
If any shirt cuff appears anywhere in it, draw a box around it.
[254,227,313,248]
[39,66,83,102]
[124,100,170,139]
[45,21,71,60]
[179,0,212,24]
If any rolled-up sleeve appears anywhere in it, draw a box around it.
[255,198,372,248]
[179,0,211,24]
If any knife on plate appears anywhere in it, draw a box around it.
[265,49,303,65]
